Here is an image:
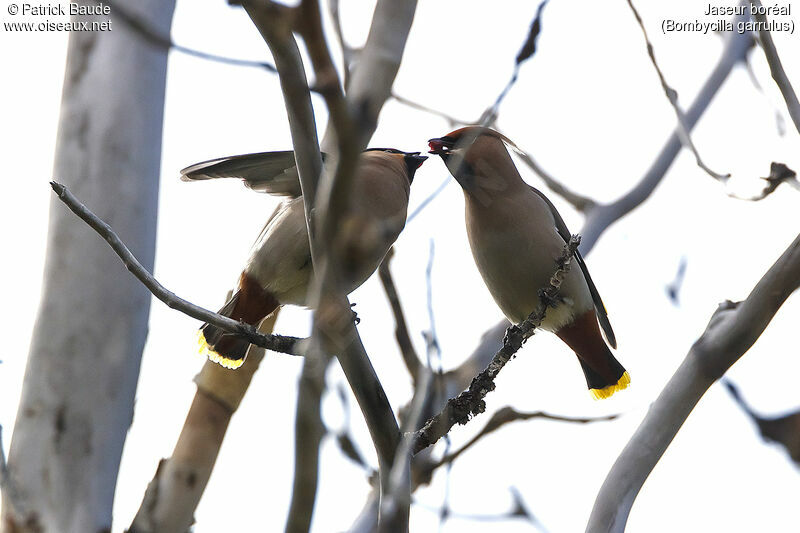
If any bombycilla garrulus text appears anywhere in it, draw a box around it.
[181,148,427,369]
[428,127,628,399]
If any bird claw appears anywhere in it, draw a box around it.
[350,302,361,325]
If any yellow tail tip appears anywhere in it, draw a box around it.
[197,331,245,370]
[590,371,631,400]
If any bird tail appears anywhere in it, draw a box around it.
[198,275,279,369]
[579,360,630,400]
[555,310,630,400]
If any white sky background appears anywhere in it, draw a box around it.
[1,0,800,531]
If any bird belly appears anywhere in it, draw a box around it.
[468,224,592,330]
[244,198,313,306]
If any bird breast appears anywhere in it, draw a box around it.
[465,193,593,329]
[244,197,313,306]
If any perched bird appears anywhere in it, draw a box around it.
[182,148,427,369]
[428,127,628,399]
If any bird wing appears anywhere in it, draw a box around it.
[529,186,617,349]
[180,151,307,197]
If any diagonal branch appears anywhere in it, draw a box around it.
[504,138,596,212]
[102,0,277,71]
[748,0,800,135]
[580,18,753,253]
[625,0,730,182]
[129,314,278,533]
[411,236,581,454]
[587,231,800,533]
[379,249,422,382]
[285,353,332,533]
[391,92,473,128]
[431,407,620,470]
[49,181,304,356]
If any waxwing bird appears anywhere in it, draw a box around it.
[181,148,427,369]
[428,127,628,399]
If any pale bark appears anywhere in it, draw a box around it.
[1,2,175,531]
[129,314,278,533]
[586,231,800,532]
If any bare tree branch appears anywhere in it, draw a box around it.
[240,5,342,532]
[430,407,620,470]
[505,139,596,212]
[414,487,546,530]
[580,20,753,253]
[242,0,324,215]
[587,231,800,533]
[380,369,434,532]
[665,256,688,306]
[722,379,800,466]
[244,3,418,525]
[411,236,581,454]
[742,51,787,136]
[285,353,332,533]
[326,0,355,86]
[339,0,418,147]
[102,0,277,71]
[480,0,550,125]
[129,315,278,533]
[728,161,798,201]
[625,0,730,182]
[49,181,304,356]
[379,249,422,382]
[390,92,473,128]
[406,177,452,224]
[749,0,800,134]
[292,0,405,506]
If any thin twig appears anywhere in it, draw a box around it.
[410,236,581,454]
[415,487,546,530]
[665,256,687,306]
[580,19,753,253]
[378,249,422,381]
[480,0,551,126]
[424,240,442,369]
[50,181,304,356]
[743,52,787,136]
[101,0,277,72]
[502,134,596,212]
[406,177,451,224]
[432,407,620,469]
[727,162,798,201]
[379,367,434,532]
[390,92,473,127]
[749,0,800,135]
[326,0,355,86]
[285,354,331,533]
[293,0,403,502]
[626,0,730,182]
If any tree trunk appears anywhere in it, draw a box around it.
[1,2,175,532]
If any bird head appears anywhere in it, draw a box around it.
[428,127,517,199]
[364,148,428,183]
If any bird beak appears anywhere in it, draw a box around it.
[405,152,428,169]
[428,137,454,155]
[403,152,428,182]
[429,136,478,192]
